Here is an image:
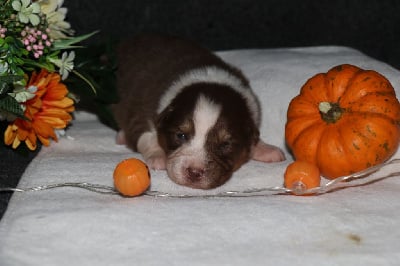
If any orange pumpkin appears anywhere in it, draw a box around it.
[113,158,151,196]
[285,64,400,179]
[284,161,321,195]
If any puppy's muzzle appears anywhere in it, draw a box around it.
[186,167,205,182]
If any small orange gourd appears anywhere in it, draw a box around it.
[113,158,150,196]
[284,161,321,195]
[285,64,400,179]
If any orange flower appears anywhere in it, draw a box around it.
[4,69,75,150]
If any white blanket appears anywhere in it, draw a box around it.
[1,46,400,266]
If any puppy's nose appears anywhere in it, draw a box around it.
[187,167,205,182]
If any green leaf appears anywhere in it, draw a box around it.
[0,75,23,84]
[0,75,24,95]
[0,82,9,95]
[23,59,55,72]
[13,57,24,65]
[0,95,25,118]
[52,31,99,50]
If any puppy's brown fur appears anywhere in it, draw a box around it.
[113,34,285,189]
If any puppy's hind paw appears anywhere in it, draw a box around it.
[252,140,286,163]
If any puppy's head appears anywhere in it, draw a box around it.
[157,84,259,189]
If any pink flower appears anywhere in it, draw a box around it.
[21,26,53,58]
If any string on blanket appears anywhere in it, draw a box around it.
[1,158,399,198]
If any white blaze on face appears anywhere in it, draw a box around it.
[166,94,221,186]
[190,95,221,154]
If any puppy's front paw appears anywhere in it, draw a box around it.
[137,131,167,170]
[252,140,286,162]
[145,152,167,170]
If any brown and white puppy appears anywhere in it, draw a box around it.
[113,34,285,189]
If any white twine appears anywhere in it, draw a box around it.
[1,159,399,197]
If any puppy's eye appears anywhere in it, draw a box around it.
[219,141,232,151]
[176,132,188,141]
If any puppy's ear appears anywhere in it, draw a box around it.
[156,105,174,130]
[156,106,174,152]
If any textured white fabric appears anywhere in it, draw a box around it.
[1,46,400,266]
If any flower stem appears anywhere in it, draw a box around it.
[72,69,97,95]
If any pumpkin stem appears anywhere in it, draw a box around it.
[319,102,343,123]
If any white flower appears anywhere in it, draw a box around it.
[2,85,37,121]
[48,51,75,80]
[37,0,59,14]
[8,85,37,103]
[12,0,41,26]
[37,0,74,40]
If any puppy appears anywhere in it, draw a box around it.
[113,34,285,189]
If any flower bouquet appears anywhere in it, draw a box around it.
[0,0,115,153]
